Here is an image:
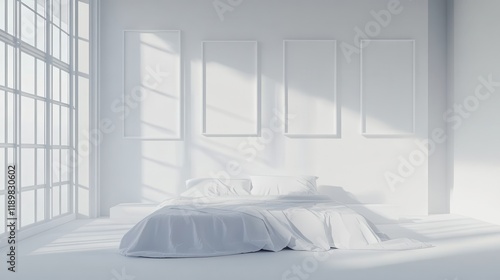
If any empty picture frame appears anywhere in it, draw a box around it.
[202,41,259,137]
[284,40,338,137]
[360,39,415,137]
[123,30,182,140]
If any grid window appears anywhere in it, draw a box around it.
[0,0,90,232]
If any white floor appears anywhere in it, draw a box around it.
[2,215,500,280]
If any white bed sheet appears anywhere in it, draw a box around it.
[119,195,430,258]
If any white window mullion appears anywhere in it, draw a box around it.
[68,0,75,214]
[13,0,20,229]
[73,0,79,215]
[44,0,52,222]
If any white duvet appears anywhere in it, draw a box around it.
[119,195,430,258]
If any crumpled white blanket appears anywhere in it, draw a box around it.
[119,195,431,258]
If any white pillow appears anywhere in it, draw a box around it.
[182,178,252,197]
[250,175,319,195]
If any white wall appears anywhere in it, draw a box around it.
[451,0,500,224]
[428,0,449,214]
[98,0,434,216]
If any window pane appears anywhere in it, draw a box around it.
[52,149,60,183]
[7,45,14,88]
[21,4,36,47]
[21,148,35,187]
[0,0,5,31]
[36,15,45,51]
[7,92,14,143]
[61,0,69,32]
[21,190,36,227]
[52,186,60,217]
[0,91,5,143]
[61,69,69,103]
[61,31,69,64]
[61,148,69,181]
[7,0,15,35]
[61,106,69,145]
[52,66,60,101]
[36,58,45,97]
[36,0,46,16]
[51,0,61,26]
[52,104,60,145]
[22,0,35,10]
[7,147,14,164]
[0,149,4,191]
[37,148,45,184]
[0,42,5,86]
[21,96,35,144]
[61,184,69,214]
[78,39,89,74]
[36,99,45,144]
[0,195,4,234]
[21,52,36,95]
[36,188,45,222]
[52,24,60,60]
[78,0,89,40]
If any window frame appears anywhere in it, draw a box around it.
[0,0,91,237]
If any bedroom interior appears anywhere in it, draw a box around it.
[1,0,500,279]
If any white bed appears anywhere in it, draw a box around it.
[119,194,430,258]
[4,215,500,280]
